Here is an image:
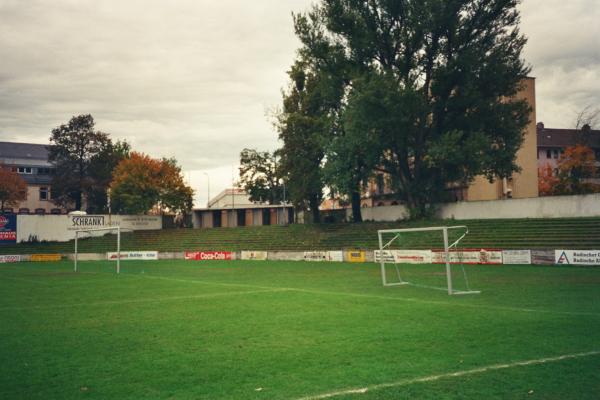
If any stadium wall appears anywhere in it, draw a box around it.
[352,193,600,221]
[16,214,162,243]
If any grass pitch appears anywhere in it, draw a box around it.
[1,260,599,399]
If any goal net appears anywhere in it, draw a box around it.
[377,226,480,295]
[74,226,123,274]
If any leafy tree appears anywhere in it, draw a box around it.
[49,114,110,211]
[110,152,193,215]
[238,148,285,204]
[293,0,531,218]
[87,140,131,213]
[276,58,344,223]
[0,166,27,212]
[553,145,600,195]
[537,164,559,196]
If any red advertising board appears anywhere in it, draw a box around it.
[185,251,232,261]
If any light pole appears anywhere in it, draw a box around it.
[203,172,210,208]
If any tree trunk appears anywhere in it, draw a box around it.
[351,191,362,223]
[309,195,320,223]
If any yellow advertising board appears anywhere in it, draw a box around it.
[345,250,366,263]
[31,254,62,262]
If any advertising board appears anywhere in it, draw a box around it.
[555,250,600,266]
[0,214,17,244]
[432,249,502,265]
[502,250,532,265]
[303,251,328,262]
[241,251,268,261]
[0,255,20,263]
[185,251,232,261]
[345,250,366,263]
[531,249,555,265]
[31,254,61,262]
[107,251,158,260]
[326,251,344,262]
[393,250,432,264]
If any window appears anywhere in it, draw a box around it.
[553,150,559,159]
[40,187,49,201]
[37,167,52,175]
[546,150,551,159]
[17,167,32,174]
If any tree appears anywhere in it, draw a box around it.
[537,164,559,196]
[86,140,131,213]
[0,166,27,212]
[49,114,111,211]
[110,152,193,215]
[553,145,600,195]
[292,0,531,217]
[238,148,285,204]
[276,58,345,223]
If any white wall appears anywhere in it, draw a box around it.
[347,193,600,221]
[17,214,162,243]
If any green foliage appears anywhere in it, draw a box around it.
[86,140,131,213]
[238,148,285,204]
[276,59,345,223]
[288,0,531,218]
[49,114,111,210]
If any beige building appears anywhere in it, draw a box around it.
[0,142,66,214]
[466,77,538,201]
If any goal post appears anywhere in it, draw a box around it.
[74,226,122,274]
[377,225,480,295]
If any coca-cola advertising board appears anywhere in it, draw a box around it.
[185,251,232,261]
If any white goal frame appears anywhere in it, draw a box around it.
[378,225,480,295]
[74,226,122,274]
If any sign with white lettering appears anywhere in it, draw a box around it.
[185,251,232,261]
[555,250,600,266]
[107,251,158,260]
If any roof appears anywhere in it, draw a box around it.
[0,142,51,161]
[537,123,600,149]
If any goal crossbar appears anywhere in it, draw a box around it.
[377,225,480,295]
[74,226,127,274]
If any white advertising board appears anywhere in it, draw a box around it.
[502,250,532,265]
[374,250,395,263]
[304,251,328,261]
[326,251,344,262]
[432,249,502,265]
[107,251,159,260]
[393,250,432,264]
[555,250,600,266]
[17,214,162,243]
[241,251,268,261]
[0,255,21,263]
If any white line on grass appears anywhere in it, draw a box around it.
[296,350,600,400]
[125,273,600,318]
[0,288,290,311]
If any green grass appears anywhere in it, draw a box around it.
[1,260,599,399]
[2,217,600,255]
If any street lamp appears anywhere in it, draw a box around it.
[203,172,210,208]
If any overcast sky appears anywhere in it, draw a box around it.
[1,0,599,207]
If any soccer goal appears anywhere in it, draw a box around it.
[74,226,123,274]
[377,226,480,295]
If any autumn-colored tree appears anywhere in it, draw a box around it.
[553,145,600,194]
[110,153,193,215]
[537,165,559,196]
[0,166,28,212]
